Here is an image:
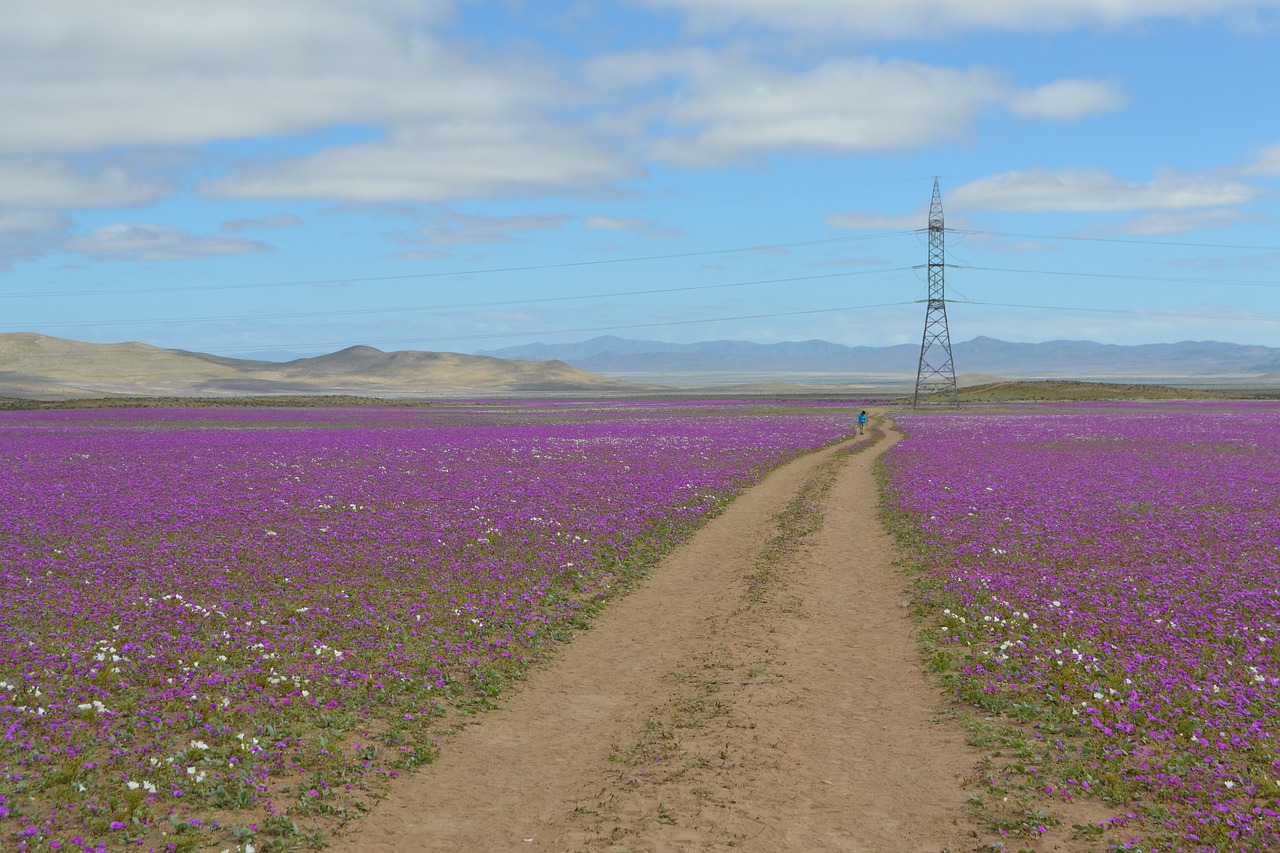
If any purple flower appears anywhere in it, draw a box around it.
[0,401,860,851]
[888,401,1280,848]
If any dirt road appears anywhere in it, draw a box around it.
[340,421,983,851]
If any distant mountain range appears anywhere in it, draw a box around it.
[5,332,1278,401]
[478,335,1280,385]
[0,333,641,400]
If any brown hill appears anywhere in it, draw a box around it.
[0,334,647,399]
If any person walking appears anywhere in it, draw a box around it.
[857,410,867,435]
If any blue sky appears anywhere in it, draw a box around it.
[3,0,1280,359]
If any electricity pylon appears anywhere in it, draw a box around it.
[913,178,960,408]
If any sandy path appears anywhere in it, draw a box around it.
[340,419,981,852]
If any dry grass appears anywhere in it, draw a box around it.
[940,379,1243,403]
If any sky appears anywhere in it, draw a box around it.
[3,0,1280,360]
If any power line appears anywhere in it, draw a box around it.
[7,201,1278,352]
[196,177,941,247]
[950,229,1280,253]
[950,264,1280,289]
[196,300,918,354]
[950,299,1280,324]
[0,231,915,299]
[3,267,912,330]
[534,176,932,222]
[11,254,1277,343]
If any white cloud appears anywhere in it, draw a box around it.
[632,0,1280,37]
[827,212,924,230]
[584,215,681,239]
[585,215,652,231]
[0,158,170,209]
[1121,208,1251,235]
[7,1,635,204]
[1010,78,1127,120]
[1,1,468,153]
[0,211,72,269]
[66,224,271,261]
[609,53,1005,166]
[221,214,304,232]
[950,167,1260,212]
[1239,142,1280,176]
[0,211,71,238]
[4,0,1270,221]
[592,50,1126,168]
[206,122,637,202]
[412,212,572,247]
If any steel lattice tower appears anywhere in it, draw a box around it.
[912,178,960,407]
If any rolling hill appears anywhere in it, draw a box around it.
[0,333,644,400]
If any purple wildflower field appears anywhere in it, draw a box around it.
[0,401,854,853]
[885,401,1280,851]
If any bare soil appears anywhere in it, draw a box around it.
[333,419,1079,852]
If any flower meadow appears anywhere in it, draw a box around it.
[0,400,856,853]
[884,401,1280,851]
